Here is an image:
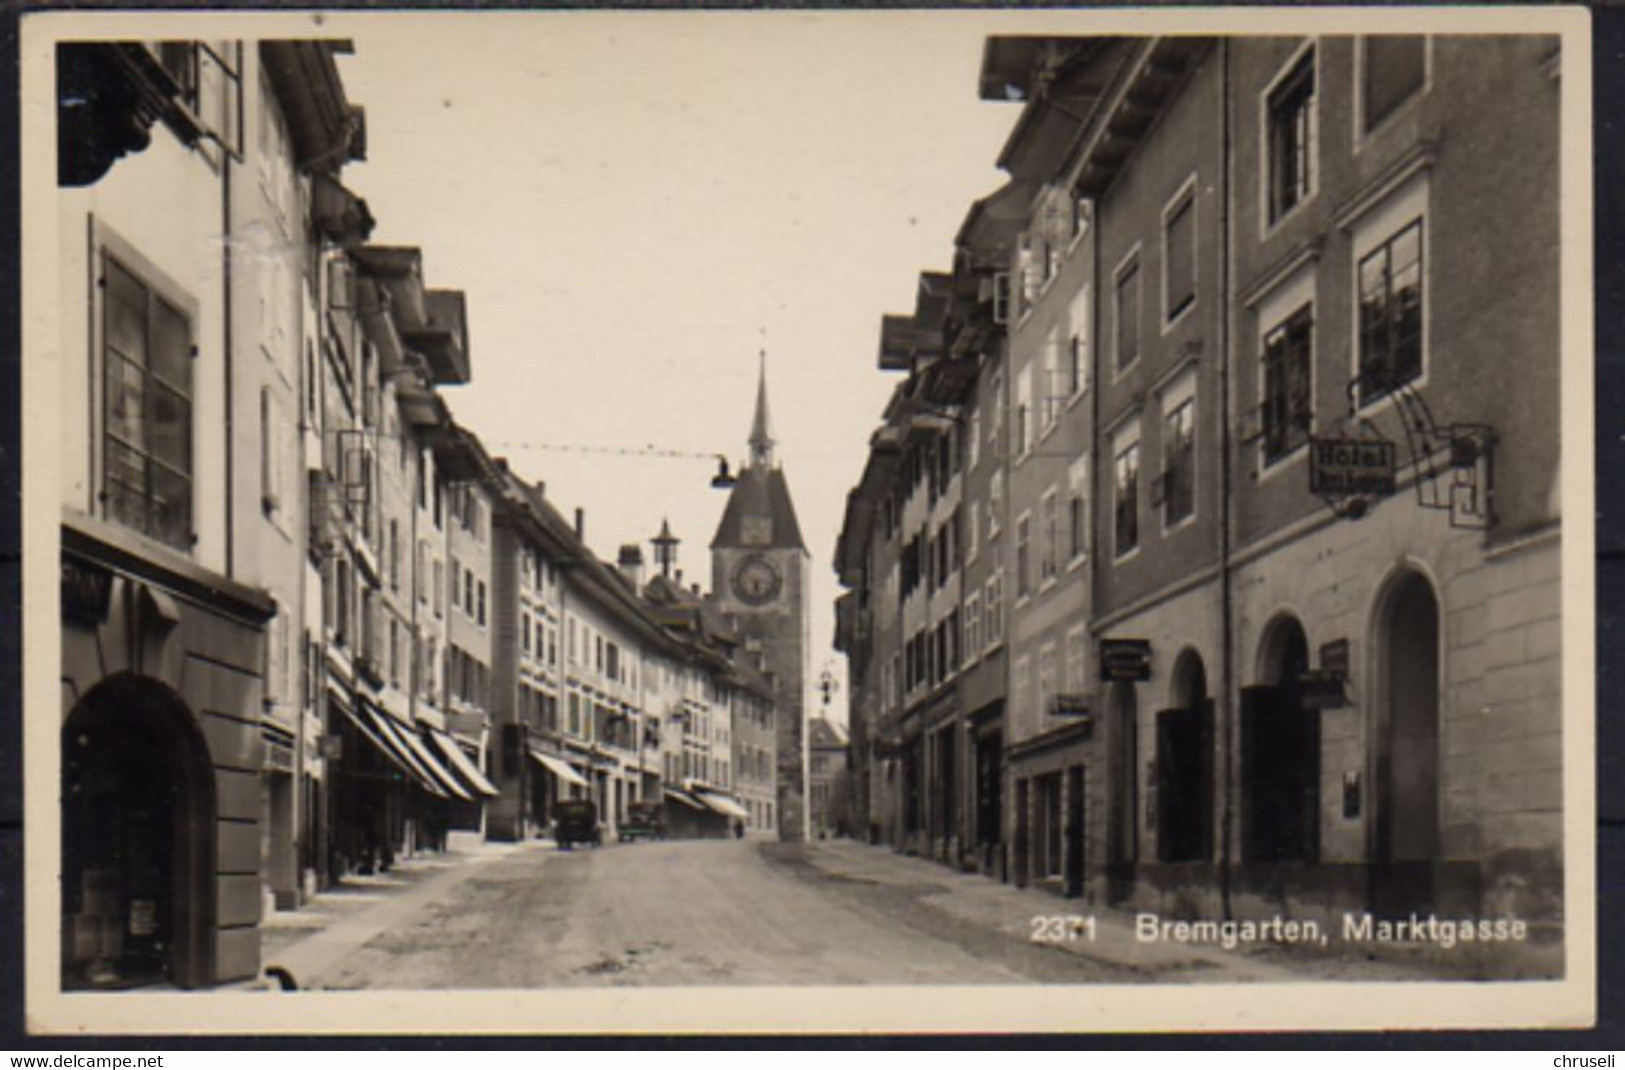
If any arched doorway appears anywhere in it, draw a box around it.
[62,674,215,989]
[1156,650,1214,863]
[1106,680,1138,902]
[1370,568,1441,915]
[1241,616,1319,863]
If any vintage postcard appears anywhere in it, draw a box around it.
[18,4,1595,1035]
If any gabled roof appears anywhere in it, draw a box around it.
[808,716,848,749]
[709,464,806,551]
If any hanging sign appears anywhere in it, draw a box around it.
[1099,639,1152,682]
[1309,439,1397,497]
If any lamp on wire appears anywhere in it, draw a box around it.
[710,455,739,490]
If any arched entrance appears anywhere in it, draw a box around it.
[1370,568,1442,915]
[1105,680,1138,902]
[1156,650,1214,863]
[62,674,215,989]
[1241,616,1319,863]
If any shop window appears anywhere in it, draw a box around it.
[1362,36,1426,132]
[1262,304,1314,462]
[1357,219,1424,404]
[101,252,194,549]
[1267,46,1317,225]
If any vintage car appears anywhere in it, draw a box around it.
[618,800,666,843]
[552,799,601,849]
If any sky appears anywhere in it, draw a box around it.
[336,11,1032,724]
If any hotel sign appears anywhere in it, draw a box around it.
[1309,439,1397,497]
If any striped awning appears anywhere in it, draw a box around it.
[529,749,589,788]
[695,792,750,821]
[366,704,473,802]
[428,728,498,797]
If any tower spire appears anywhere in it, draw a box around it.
[749,344,775,468]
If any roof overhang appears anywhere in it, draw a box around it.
[259,40,365,173]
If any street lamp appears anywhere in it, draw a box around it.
[710,455,738,489]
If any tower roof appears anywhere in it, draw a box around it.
[710,465,806,551]
[749,352,775,467]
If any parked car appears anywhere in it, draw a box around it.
[552,799,601,849]
[618,800,666,843]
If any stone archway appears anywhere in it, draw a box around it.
[62,673,215,989]
[1369,567,1442,915]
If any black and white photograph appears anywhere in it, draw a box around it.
[18,5,1594,1035]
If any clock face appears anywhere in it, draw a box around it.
[732,554,783,605]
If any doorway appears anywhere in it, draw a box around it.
[1241,617,1320,863]
[1371,569,1442,915]
[61,674,215,989]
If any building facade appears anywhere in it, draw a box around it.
[834,32,1564,948]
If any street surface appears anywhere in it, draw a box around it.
[291,839,1142,988]
[262,838,1480,989]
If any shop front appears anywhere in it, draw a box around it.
[60,516,274,989]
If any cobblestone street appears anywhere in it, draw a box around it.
[256,837,1463,989]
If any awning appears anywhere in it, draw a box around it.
[378,715,475,802]
[428,728,498,798]
[360,703,457,800]
[663,788,708,811]
[339,701,446,798]
[529,749,589,788]
[695,791,750,821]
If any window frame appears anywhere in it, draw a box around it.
[1162,175,1200,330]
[1112,245,1144,381]
[95,232,198,552]
[1352,208,1428,411]
[1260,39,1320,235]
[1354,35,1432,148]
[1111,417,1142,563]
[1159,371,1198,533]
[1260,302,1316,469]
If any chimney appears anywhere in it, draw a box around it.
[616,544,645,590]
[574,507,584,540]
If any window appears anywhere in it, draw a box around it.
[1015,514,1032,599]
[967,411,981,469]
[101,252,194,548]
[986,572,1004,647]
[965,592,982,660]
[389,519,400,592]
[1161,381,1196,528]
[1041,489,1061,583]
[434,559,445,617]
[1067,285,1090,397]
[988,471,1003,539]
[1115,256,1141,374]
[966,500,979,562]
[1262,304,1314,462]
[259,388,288,523]
[1014,366,1032,458]
[1037,644,1057,720]
[1164,184,1197,321]
[1267,47,1316,224]
[1067,454,1089,563]
[1041,327,1061,434]
[477,579,487,627]
[522,614,532,656]
[1114,426,1141,559]
[1357,219,1424,404]
[463,568,473,614]
[1362,36,1426,132]
[1065,626,1088,694]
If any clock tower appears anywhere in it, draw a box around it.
[711,358,810,842]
